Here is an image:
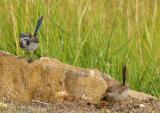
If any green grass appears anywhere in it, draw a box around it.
[0,0,160,97]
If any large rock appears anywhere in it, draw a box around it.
[1,51,157,105]
[0,51,107,104]
[64,68,107,103]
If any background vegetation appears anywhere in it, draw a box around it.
[0,0,160,97]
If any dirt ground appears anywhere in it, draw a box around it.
[0,96,160,113]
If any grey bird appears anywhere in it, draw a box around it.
[102,64,129,101]
[20,16,43,53]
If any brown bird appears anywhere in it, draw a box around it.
[102,64,129,101]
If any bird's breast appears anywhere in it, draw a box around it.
[26,42,39,52]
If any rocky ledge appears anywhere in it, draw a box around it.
[0,51,159,112]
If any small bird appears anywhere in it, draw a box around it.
[102,64,129,101]
[20,16,43,53]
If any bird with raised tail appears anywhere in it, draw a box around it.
[102,64,129,101]
[19,16,43,53]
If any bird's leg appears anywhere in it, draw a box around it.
[25,52,33,63]
[25,51,30,59]
[28,52,34,62]
[31,52,33,59]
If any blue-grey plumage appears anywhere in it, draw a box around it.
[20,33,39,52]
[20,16,43,53]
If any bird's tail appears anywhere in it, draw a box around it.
[34,16,43,36]
[122,64,127,85]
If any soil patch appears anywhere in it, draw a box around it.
[1,97,160,113]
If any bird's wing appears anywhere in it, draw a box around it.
[31,36,39,43]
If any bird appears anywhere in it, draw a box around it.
[102,64,129,101]
[19,16,43,53]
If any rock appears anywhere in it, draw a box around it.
[31,57,65,102]
[64,68,107,103]
[0,50,158,105]
[0,52,32,103]
[139,104,145,108]
[128,90,157,100]
[0,102,8,109]
[0,51,107,104]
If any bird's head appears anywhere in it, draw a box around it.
[19,32,32,48]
